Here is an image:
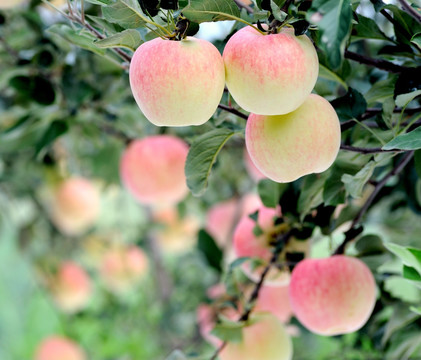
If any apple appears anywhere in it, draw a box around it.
[120,135,189,206]
[50,177,100,236]
[0,0,26,9]
[219,312,293,360]
[205,193,262,248]
[35,336,86,360]
[152,206,200,253]
[100,245,149,294]
[223,26,318,115]
[129,37,225,126]
[50,261,92,314]
[254,285,293,324]
[289,255,376,336]
[233,205,310,285]
[245,94,341,183]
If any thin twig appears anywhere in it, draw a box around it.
[233,0,254,14]
[340,144,401,154]
[218,104,249,120]
[344,50,410,73]
[334,151,414,255]
[397,0,421,23]
[210,230,292,360]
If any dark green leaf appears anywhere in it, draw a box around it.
[365,76,397,107]
[35,121,68,155]
[297,173,328,217]
[185,128,238,196]
[403,265,421,282]
[138,0,160,16]
[307,0,352,68]
[331,87,367,120]
[103,0,147,29]
[257,179,286,208]
[197,229,223,272]
[323,167,346,205]
[352,13,390,41]
[9,75,56,105]
[383,127,421,150]
[355,234,385,255]
[252,225,264,237]
[415,150,421,178]
[182,0,241,23]
[95,29,143,50]
[318,63,348,90]
[411,32,421,51]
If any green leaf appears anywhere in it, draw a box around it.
[352,13,390,42]
[85,0,113,5]
[383,127,421,150]
[342,161,376,198]
[297,173,328,217]
[331,87,367,120]
[197,229,223,272]
[211,320,244,343]
[318,64,348,90]
[411,32,421,51]
[385,243,421,277]
[355,234,385,255]
[182,0,241,23]
[307,0,352,69]
[185,128,238,196]
[395,89,421,108]
[410,306,421,315]
[270,0,287,22]
[103,0,147,29]
[165,350,188,360]
[403,265,421,282]
[35,121,68,155]
[95,29,143,51]
[257,179,286,208]
[364,76,397,107]
[47,24,106,55]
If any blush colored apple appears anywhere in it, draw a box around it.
[50,177,100,236]
[223,26,318,115]
[51,261,92,313]
[205,193,262,248]
[35,336,86,360]
[100,245,149,294]
[130,37,225,126]
[289,255,376,336]
[120,135,189,206]
[245,94,341,183]
[254,285,293,324]
[219,312,293,360]
[0,0,26,9]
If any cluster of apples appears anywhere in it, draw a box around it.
[129,24,341,184]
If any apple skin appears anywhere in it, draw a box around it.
[50,177,100,236]
[120,135,189,206]
[219,312,293,360]
[0,0,26,9]
[51,262,92,314]
[254,285,293,324]
[100,246,149,294]
[289,255,376,336]
[244,149,266,182]
[130,37,225,127]
[35,336,86,360]
[245,94,341,183]
[223,26,318,115]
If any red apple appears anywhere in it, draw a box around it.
[35,336,85,360]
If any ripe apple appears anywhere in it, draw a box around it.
[219,312,293,360]
[50,261,92,314]
[205,193,262,248]
[0,0,26,9]
[223,26,318,115]
[245,94,341,183]
[120,135,189,206]
[130,37,225,126]
[152,206,200,253]
[50,177,100,236]
[35,336,86,360]
[254,285,293,324]
[289,255,376,336]
[233,205,310,285]
[100,245,149,294]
